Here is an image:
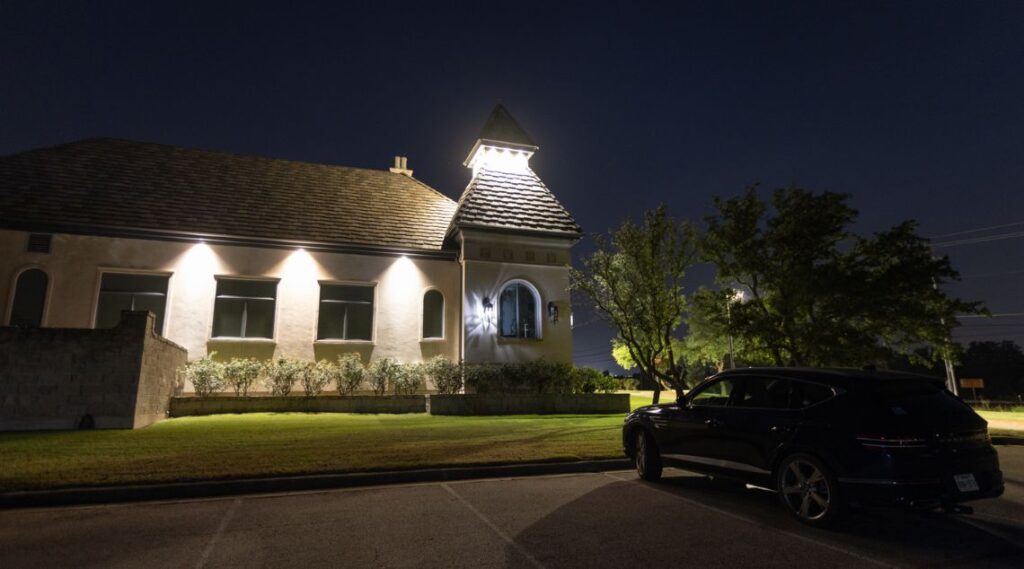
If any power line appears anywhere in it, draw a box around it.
[930,220,1024,239]
[958,312,1024,318]
[959,269,1024,279]
[931,230,1024,248]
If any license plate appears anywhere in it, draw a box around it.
[954,473,980,492]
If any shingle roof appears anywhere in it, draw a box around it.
[0,138,458,255]
[449,166,582,237]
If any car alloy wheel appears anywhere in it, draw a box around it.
[634,430,662,482]
[777,454,839,525]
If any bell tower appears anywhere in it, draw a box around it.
[448,105,582,364]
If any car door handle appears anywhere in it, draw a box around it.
[704,418,723,428]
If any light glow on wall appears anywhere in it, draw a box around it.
[176,242,222,289]
[279,248,320,282]
[468,145,532,177]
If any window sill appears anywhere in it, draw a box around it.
[208,337,276,344]
[313,339,374,345]
[496,337,543,343]
[420,337,445,343]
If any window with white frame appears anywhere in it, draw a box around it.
[211,278,277,339]
[95,273,169,333]
[422,289,444,339]
[317,283,374,341]
[498,281,540,339]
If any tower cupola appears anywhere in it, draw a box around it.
[464,104,538,177]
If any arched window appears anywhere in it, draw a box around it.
[422,289,444,339]
[498,281,540,339]
[9,268,48,327]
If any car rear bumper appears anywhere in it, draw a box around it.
[840,468,1004,508]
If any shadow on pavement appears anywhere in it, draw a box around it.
[504,471,1024,568]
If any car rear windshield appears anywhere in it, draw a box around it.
[862,378,944,401]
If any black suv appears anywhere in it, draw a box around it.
[622,368,1004,526]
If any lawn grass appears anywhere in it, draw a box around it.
[978,410,1024,422]
[0,393,663,492]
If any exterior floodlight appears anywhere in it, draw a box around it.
[482,296,494,325]
[547,301,559,323]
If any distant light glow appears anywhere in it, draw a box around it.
[468,145,532,176]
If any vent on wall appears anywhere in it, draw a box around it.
[27,233,52,254]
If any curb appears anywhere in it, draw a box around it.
[0,459,632,509]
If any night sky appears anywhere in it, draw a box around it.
[2,1,1022,371]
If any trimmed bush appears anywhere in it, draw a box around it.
[301,360,334,396]
[464,360,574,394]
[265,358,301,396]
[423,356,462,394]
[182,356,224,397]
[368,357,400,396]
[336,353,365,395]
[572,367,619,394]
[394,363,425,395]
[223,358,263,396]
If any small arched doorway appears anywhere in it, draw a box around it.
[8,268,48,327]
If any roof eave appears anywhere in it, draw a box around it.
[0,220,459,260]
[447,222,583,243]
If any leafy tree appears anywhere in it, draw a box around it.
[682,290,773,378]
[572,206,699,403]
[696,186,985,367]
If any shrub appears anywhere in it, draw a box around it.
[300,360,334,396]
[423,356,462,394]
[572,367,620,394]
[223,358,263,396]
[336,353,365,395]
[264,358,302,396]
[368,357,401,396]
[394,363,425,395]
[464,360,574,394]
[182,355,224,397]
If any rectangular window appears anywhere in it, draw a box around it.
[318,284,374,341]
[96,273,170,333]
[212,278,277,339]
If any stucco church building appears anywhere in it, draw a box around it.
[0,105,581,372]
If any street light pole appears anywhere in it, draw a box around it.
[726,289,745,370]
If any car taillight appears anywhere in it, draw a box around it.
[939,429,991,446]
[855,434,929,449]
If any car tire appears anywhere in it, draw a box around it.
[634,429,663,482]
[775,453,846,527]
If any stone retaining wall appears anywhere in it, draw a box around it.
[170,395,426,416]
[0,311,187,430]
[428,393,630,415]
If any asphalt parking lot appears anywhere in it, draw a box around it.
[1,446,1022,568]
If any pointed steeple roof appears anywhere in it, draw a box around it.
[464,105,538,166]
[449,105,581,240]
[477,104,537,149]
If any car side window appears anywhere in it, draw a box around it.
[789,381,834,409]
[689,378,738,407]
[735,377,791,409]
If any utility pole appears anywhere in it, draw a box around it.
[929,247,959,395]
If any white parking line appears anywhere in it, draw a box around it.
[195,497,241,569]
[441,482,547,569]
[602,472,896,568]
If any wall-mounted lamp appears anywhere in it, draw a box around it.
[547,301,559,323]
[482,296,494,327]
